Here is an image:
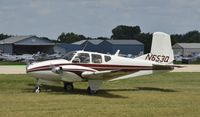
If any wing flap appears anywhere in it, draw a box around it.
[81,70,118,78]
[109,70,153,81]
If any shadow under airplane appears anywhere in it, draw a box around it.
[24,84,177,99]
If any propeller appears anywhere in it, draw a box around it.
[52,66,63,74]
[50,62,63,74]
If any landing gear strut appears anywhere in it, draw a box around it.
[64,82,74,91]
[34,86,41,93]
[87,87,97,94]
[34,79,41,93]
[87,80,102,95]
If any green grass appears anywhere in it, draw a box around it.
[0,61,26,65]
[0,73,200,117]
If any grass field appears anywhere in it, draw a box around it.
[0,73,200,117]
[0,61,26,65]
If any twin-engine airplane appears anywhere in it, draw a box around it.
[27,32,176,94]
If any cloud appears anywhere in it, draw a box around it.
[29,0,53,16]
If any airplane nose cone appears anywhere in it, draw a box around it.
[26,64,33,73]
[26,65,30,73]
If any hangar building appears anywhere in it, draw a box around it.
[98,40,144,55]
[0,36,144,56]
[54,43,81,54]
[68,39,144,56]
[0,36,55,55]
[173,43,200,56]
[72,40,103,52]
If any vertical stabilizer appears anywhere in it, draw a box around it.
[150,32,174,64]
[134,32,174,64]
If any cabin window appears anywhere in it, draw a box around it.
[92,54,102,63]
[73,53,90,63]
[104,55,111,62]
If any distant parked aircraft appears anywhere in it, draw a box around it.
[0,52,62,63]
[0,54,22,62]
[27,32,179,94]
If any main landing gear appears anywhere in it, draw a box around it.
[87,80,102,94]
[87,87,97,94]
[33,80,99,95]
[64,82,74,91]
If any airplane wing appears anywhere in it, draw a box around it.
[51,65,128,81]
[82,70,114,77]
[81,70,120,79]
[51,65,121,80]
[109,70,153,81]
[52,64,184,82]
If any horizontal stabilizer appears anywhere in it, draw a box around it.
[153,64,184,70]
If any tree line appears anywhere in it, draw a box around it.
[56,25,200,53]
[0,25,200,53]
[0,33,11,41]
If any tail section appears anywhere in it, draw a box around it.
[150,32,174,64]
[135,32,174,64]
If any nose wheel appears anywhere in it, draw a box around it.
[34,79,41,93]
[34,86,41,93]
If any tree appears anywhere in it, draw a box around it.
[97,37,109,40]
[64,33,81,43]
[0,33,11,40]
[110,25,153,53]
[183,31,200,43]
[171,30,200,44]
[111,25,141,39]
[57,32,66,42]
[137,33,152,53]
[171,34,183,45]
[57,32,86,43]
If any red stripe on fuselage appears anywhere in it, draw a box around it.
[27,63,153,73]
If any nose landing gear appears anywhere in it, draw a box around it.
[34,86,41,93]
[33,79,41,93]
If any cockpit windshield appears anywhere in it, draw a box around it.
[63,51,76,61]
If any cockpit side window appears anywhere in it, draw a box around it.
[63,51,76,61]
[104,55,111,62]
[92,54,102,63]
[72,53,90,63]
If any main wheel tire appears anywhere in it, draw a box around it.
[64,82,74,91]
[87,87,97,95]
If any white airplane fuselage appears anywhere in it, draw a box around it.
[27,51,173,83]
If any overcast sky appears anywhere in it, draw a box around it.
[0,0,199,39]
